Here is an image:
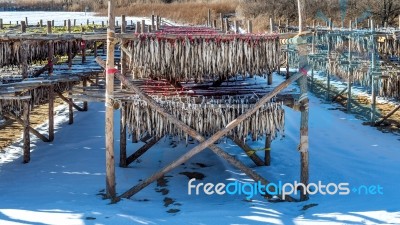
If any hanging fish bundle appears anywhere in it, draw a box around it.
[127,34,280,83]
[0,98,24,116]
[124,96,285,143]
[0,40,80,68]
[380,72,400,99]
[28,81,75,106]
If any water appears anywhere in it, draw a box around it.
[0,11,150,26]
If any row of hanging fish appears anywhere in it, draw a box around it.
[0,81,75,117]
[0,99,25,116]
[124,96,285,143]
[307,32,400,99]
[29,82,74,106]
[0,40,81,68]
[127,34,280,83]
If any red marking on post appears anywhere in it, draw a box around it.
[107,68,119,74]
[299,68,308,75]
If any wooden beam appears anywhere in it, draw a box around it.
[96,57,300,202]
[3,112,50,143]
[105,0,117,200]
[55,91,84,111]
[230,137,264,167]
[32,57,59,78]
[331,87,348,102]
[126,136,163,166]
[375,104,400,126]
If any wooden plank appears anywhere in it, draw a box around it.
[126,136,162,166]
[105,0,117,200]
[96,57,300,202]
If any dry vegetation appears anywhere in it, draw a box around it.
[1,0,399,32]
[110,1,238,25]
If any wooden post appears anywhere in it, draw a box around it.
[67,41,72,69]
[347,21,353,112]
[213,20,217,28]
[51,20,54,27]
[83,79,88,111]
[136,21,141,33]
[120,103,127,168]
[68,89,74,125]
[116,21,119,27]
[21,41,28,79]
[48,86,54,142]
[220,13,224,32]
[370,19,376,123]
[297,43,309,201]
[224,18,229,33]
[105,0,117,200]
[286,48,290,79]
[25,17,28,26]
[74,19,76,27]
[121,15,126,33]
[286,19,289,32]
[234,20,239,34]
[151,14,155,30]
[48,41,54,75]
[297,0,305,33]
[264,135,271,166]
[94,41,98,57]
[398,15,400,30]
[87,19,89,26]
[21,21,26,33]
[329,18,332,30]
[67,19,71,33]
[0,19,3,29]
[81,40,86,63]
[269,17,274,33]
[121,15,127,82]
[207,9,211,27]
[355,18,358,29]
[247,20,252,33]
[64,20,67,28]
[47,21,52,34]
[326,37,331,101]
[102,21,105,27]
[23,100,30,164]
[141,20,145,33]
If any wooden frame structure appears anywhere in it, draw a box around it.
[99,1,311,203]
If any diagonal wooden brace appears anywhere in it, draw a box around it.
[96,57,302,203]
[3,112,50,142]
[56,91,85,112]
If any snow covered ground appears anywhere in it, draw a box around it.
[0,73,399,225]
